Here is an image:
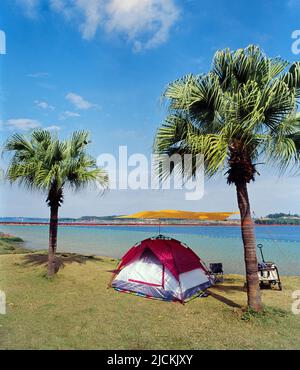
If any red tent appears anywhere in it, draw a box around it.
[110,235,212,303]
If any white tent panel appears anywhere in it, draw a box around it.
[116,258,163,286]
[179,268,210,292]
[162,268,181,299]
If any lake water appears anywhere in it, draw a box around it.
[1,224,300,275]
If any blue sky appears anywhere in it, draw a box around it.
[0,0,300,218]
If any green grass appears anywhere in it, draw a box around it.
[0,234,31,255]
[0,253,300,349]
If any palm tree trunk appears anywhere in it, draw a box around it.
[236,181,262,312]
[48,204,59,277]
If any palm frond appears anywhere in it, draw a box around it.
[154,45,300,184]
[3,129,109,203]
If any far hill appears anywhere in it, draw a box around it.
[255,213,300,225]
[78,215,120,221]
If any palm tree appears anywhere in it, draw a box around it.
[154,45,300,311]
[290,113,300,152]
[3,130,109,277]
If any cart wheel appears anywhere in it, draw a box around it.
[278,282,282,291]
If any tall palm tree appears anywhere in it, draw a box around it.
[290,113,300,152]
[155,45,300,311]
[4,130,109,277]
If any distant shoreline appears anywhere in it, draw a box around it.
[1,221,300,227]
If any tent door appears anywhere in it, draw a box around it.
[128,265,165,288]
[125,249,165,288]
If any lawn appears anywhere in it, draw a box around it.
[0,234,31,254]
[1,251,300,350]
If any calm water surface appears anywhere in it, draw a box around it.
[1,224,299,275]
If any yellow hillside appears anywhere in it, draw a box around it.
[118,210,238,221]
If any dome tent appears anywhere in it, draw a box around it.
[109,235,212,303]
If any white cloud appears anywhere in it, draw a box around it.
[27,72,49,78]
[19,0,179,51]
[68,0,104,40]
[34,100,55,110]
[5,118,41,131]
[38,82,56,90]
[105,0,180,51]
[16,0,40,18]
[45,125,61,131]
[65,92,97,109]
[2,118,60,132]
[59,110,81,120]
